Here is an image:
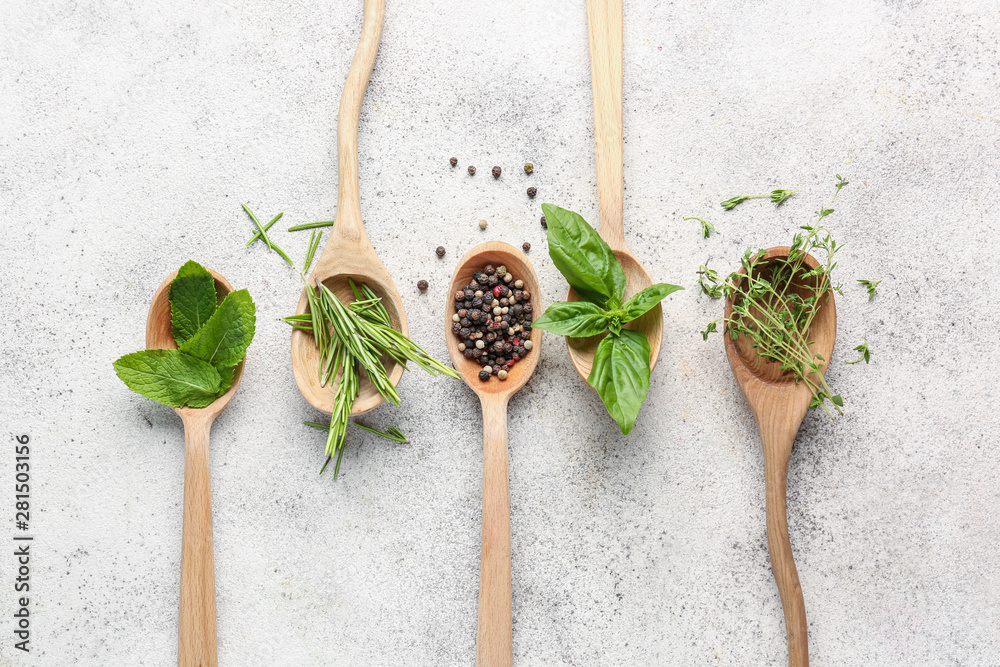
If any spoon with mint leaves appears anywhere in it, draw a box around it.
[113,260,255,667]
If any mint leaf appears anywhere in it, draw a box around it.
[216,365,236,396]
[541,203,626,304]
[621,283,684,323]
[587,330,651,435]
[113,349,222,408]
[169,260,217,346]
[532,301,609,338]
[180,289,256,367]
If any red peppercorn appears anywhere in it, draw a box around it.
[493,286,501,297]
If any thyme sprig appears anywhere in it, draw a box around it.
[847,340,870,364]
[685,216,715,238]
[720,189,797,210]
[857,279,881,301]
[701,178,848,418]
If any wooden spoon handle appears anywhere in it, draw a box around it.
[325,0,385,255]
[763,435,809,667]
[476,396,512,667]
[178,414,217,667]
[586,0,625,251]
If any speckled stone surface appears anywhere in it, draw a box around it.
[2,0,999,665]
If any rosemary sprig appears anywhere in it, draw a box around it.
[354,423,408,443]
[285,277,458,477]
[242,204,293,266]
[287,220,335,232]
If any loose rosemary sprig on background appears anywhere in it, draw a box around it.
[288,220,336,232]
[720,189,798,210]
[701,177,848,417]
[285,278,458,477]
[242,204,293,266]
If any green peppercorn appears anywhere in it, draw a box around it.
[523,163,533,174]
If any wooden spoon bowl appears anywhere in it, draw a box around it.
[445,241,542,667]
[724,246,837,667]
[565,249,661,380]
[291,271,406,416]
[446,242,543,396]
[146,266,245,667]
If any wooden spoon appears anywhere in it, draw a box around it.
[290,0,406,416]
[566,0,662,382]
[724,247,837,667]
[146,267,245,667]
[445,242,543,667]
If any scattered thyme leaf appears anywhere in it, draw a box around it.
[684,216,715,238]
[696,262,724,299]
[847,340,870,364]
[857,278,881,302]
[770,189,797,206]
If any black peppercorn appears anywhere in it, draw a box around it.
[459,327,471,339]
[436,246,446,258]
[479,370,490,381]
[451,321,461,333]
[463,299,473,309]
[492,166,501,178]
[503,342,513,354]
[486,332,497,343]
[455,290,465,301]
[527,187,537,198]
[522,242,531,252]
[540,215,547,229]
[460,317,471,327]
[471,296,483,309]
[464,349,474,358]
[484,264,496,275]
[520,290,530,300]
[475,272,489,284]
[457,309,468,318]
[468,165,476,175]
[488,275,499,286]
[450,157,458,167]
[468,280,480,291]
[463,288,475,299]
[417,279,428,291]
[523,303,533,314]
[512,304,523,317]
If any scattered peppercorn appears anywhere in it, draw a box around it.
[436,246,446,258]
[479,219,487,230]
[540,215,547,229]
[527,187,537,199]
[522,242,531,252]
[417,279,428,291]
[453,261,536,382]
[450,157,458,167]
[468,165,476,175]
[492,166,501,179]
[523,163,533,174]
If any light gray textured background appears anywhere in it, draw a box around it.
[1,0,998,665]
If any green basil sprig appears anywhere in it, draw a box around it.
[533,204,682,434]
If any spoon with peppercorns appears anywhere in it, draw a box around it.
[445,242,543,667]
[566,0,663,381]
[290,0,408,416]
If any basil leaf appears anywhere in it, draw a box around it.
[532,301,609,338]
[587,330,651,435]
[169,260,217,346]
[113,349,222,408]
[541,203,626,304]
[621,283,684,322]
[179,289,256,368]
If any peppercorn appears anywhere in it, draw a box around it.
[523,340,533,350]
[523,163,533,174]
[479,370,490,381]
[496,265,506,276]
[484,264,495,275]
[471,296,483,309]
[523,303,533,314]
[512,304,523,317]
[519,290,530,300]
[436,246,446,258]
[457,309,468,318]
[514,280,524,289]
[527,187,537,199]
[475,272,489,284]
[479,219,487,230]
[492,166,501,178]
[522,242,531,253]
[450,157,458,167]
[540,215,547,229]
[455,290,465,301]
[468,165,476,175]
[451,321,461,333]
[464,349,474,359]
[488,274,498,286]
[417,279,428,291]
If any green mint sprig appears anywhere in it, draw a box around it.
[114,260,256,408]
[532,203,683,435]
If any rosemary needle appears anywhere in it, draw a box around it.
[288,220,335,232]
[244,212,282,247]
[242,204,293,266]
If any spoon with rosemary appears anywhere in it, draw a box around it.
[290,0,407,416]
[445,242,543,667]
